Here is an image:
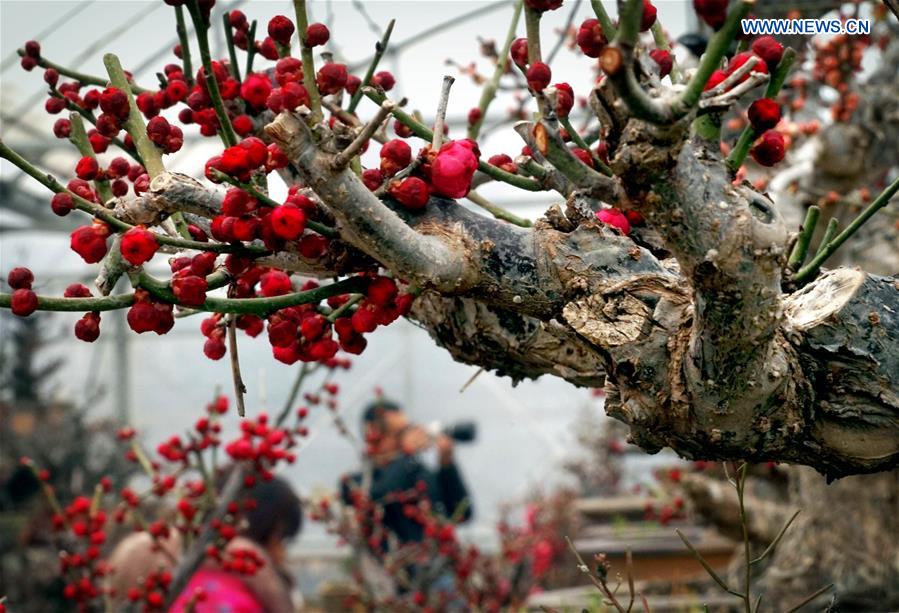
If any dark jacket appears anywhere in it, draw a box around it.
[341,454,472,546]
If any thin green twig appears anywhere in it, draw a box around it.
[68,112,113,203]
[347,19,395,114]
[787,206,820,271]
[175,5,194,84]
[468,1,522,140]
[186,0,239,147]
[222,11,241,81]
[293,0,323,123]
[794,175,899,283]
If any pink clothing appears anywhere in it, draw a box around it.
[169,568,266,613]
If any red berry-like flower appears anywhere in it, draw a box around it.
[51,192,74,216]
[75,313,101,342]
[270,204,307,240]
[750,130,786,167]
[596,208,631,235]
[553,82,574,117]
[316,63,348,95]
[576,19,607,58]
[640,0,657,31]
[232,114,254,135]
[488,153,518,174]
[99,87,130,120]
[751,36,784,68]
[70,225,109,263]
[431,140,479,198]
[704,69,727,91]
[11,289,38,317]
[467,107,482,127]
[146,116,171,146]
[367,276,398,307]
[204,336,227,360]
[510,38,529,68]
[525,0,563,12]
[693,0,728,29]
[127,301,159,333]
[380,139,412,176]
[267,15,295,46]
[305,23,330,47]
[240,73,273,108]
[7,267,34,290]
[389,177,430,210]
[24,40,41,58]
[747,98,781,132]
[650,49,673,78]
[372,71,395,91]
[259,270,292,297]
[362,168,384,191]
[75,156,99,181]
[53,118,71,138]
[526,62,551,92]
[120,227,159,265]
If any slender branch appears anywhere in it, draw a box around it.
[222,11,241,81]
[363,88,543,192]
[347,19,396,114]
[227,315,247,417]
[175,5,194,84]
[293,0,323,123]
[56,93,143,165]
[334,101,395,168]
[0,292,134,312]
[787,206,821,271]
[431,76,455,151]
[104,54,165,178]
[0,139,267,255]
[0,276,365,317]
[245,20,258,77]
[726,48,797,172]
[137,272,368,316]
[68,112,113,203]
[590,0,617,39]
[529,119,623,202]
[751,509,801,565]
[784,584,834,613]
[546,0,582,65]
[524,4,543,64]
[794,176,899,283]
[16,48,149,94]
[675,529,744,598]
[468,1,523,140]
[465,191,532,227]
[276,363,315,427]
[186,0,239,147]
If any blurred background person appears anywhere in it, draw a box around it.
[109,474,304,612]
[340,398,474,549]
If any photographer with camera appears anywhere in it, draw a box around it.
[339,398,474,549]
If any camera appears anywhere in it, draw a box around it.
[427,420,477,443]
